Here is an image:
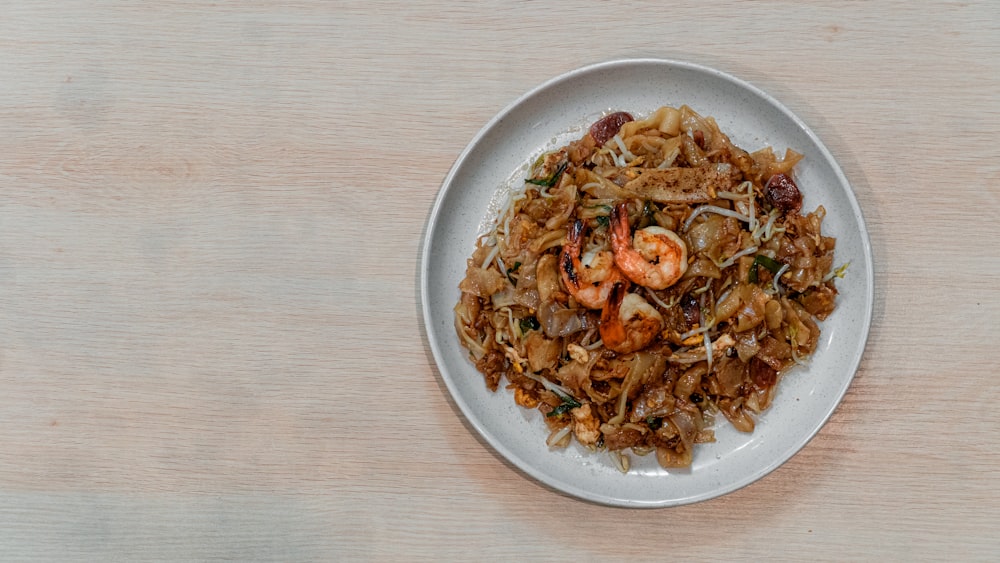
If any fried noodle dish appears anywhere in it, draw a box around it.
[454,106,845,471]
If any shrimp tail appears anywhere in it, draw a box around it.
[599,281,627,349]
[559,219,584,290]
[610,202,631,257]
[610,201,688,290]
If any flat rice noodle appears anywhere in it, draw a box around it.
[658,139,683,169]
[790,299,821,352]
[457,291,481,326]
[701,115,744,158]
[544,184,577,230]
[734,330,760,363]
[620,106,681,138]
[537,300,594,338]
[687,215,742,265]
[714,357,747,397]
[490,287,516,308]
[683,256,721,279]
[556,351,600,396]
[764,298,784,330]
[781,297,816,351]
[749,356,778,388]
[668,408,699,453]
[736,254,756,285]
[528,228,567,254]
[749,381,778,412]
[750,147,777,174]
[674,364,706,399]
[520,194,550,224]
[695,429,716,444]
[459,263,507,298]
[505,213,541,256]
[577,169,632,199]
[535,254,562,303]
[714,283,744,324]
[719,398,755,433]
[687,214,726,254]
[525,331,562,373]
[735,284,770,332]
[797,284,838,320]
[609,352,668,425]
[625,134,667,157]
[513,261,541,309]
[601,424,645,451]
[514,259,537,287]
[718,283,768,330]
[630,383,676,422]
[583,378,619,405]
[681,134,707,166]
[656,445,692,468]
[751,147,804,184]
[768,148,803,176]
[680,106,711,136]
[513,287,539,309]
[583,377,619,405]
[757,335,791,370]
[567,134,596,164]
[454,301,486,360]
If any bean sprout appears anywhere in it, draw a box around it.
[683,205,751,231]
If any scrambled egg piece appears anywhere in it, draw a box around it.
[571,403,601,447]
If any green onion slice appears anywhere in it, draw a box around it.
[748,254,784,284]
[525,161,567,187]
[546,395,582,417]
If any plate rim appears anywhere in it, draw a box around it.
[420,57,875,507]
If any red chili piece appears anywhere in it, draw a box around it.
[764,173,803,214]
[589,111,633,146]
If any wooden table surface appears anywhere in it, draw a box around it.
[2,1,998,560]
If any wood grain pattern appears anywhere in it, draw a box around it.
[1,1,998,559]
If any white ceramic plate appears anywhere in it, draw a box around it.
[421,59,873,508]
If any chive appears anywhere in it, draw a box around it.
[596,215,610,228]
[519,316,539,333]
[506,261,521,284]
[525,161,567,187]
[643,200,656,218]
[639,200,657,228]
[546,395,582,417]
[748,254,784,284]
[546,404,572,417]
[646,416,663,430]
[562,395,582,409]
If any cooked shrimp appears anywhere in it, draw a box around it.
[600,282,664,354]
[610,202,688,290]
[559,219,623,309]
